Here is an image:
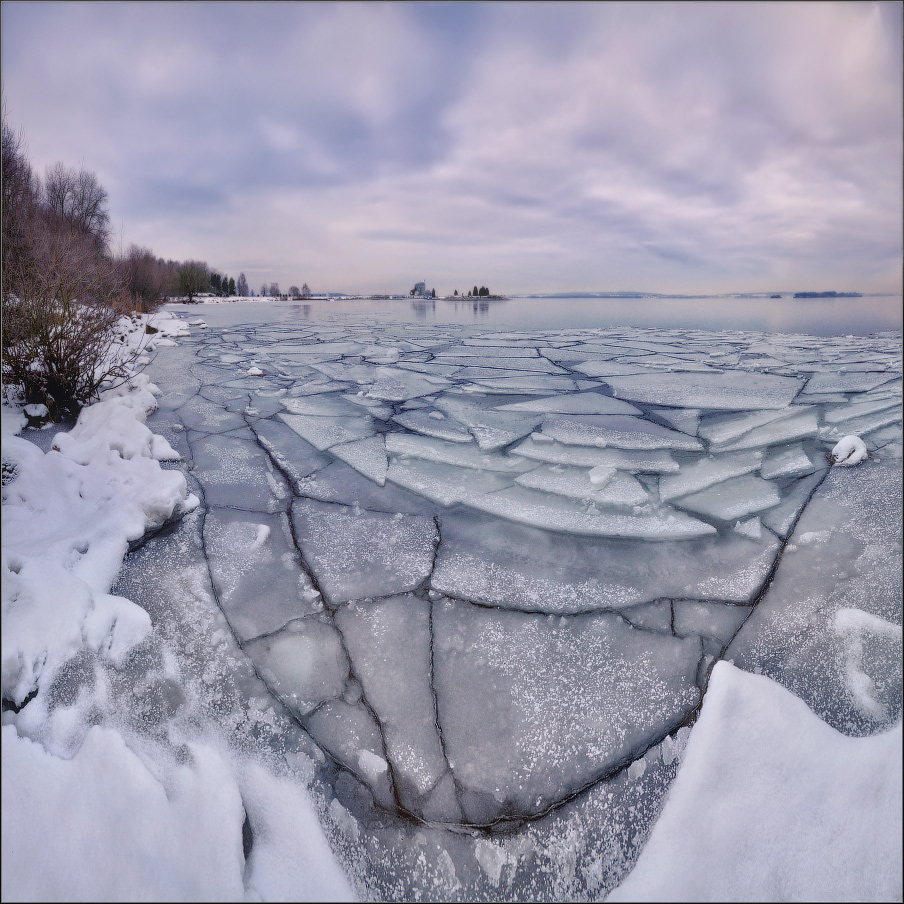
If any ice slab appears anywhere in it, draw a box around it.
[367,367,449,401]
[698,408,804,447]
[467,485,716,540]
[672,473,780,523]
[672,600,751,646]
[246,417,333,490]
[386,457,518,507]
[277,411,375,451]
[433,398,542,450]
[336,595,451,816]
[304,699,398,811]
[203,508,321,640]
[658,451,764,503]
[760,444,816,480]
[605,371,804,410]
[386,433,535,472]
[244,616,349,716]
[189,431,289,512]
[291,499,438,604]
[651,408,702,436]
[542,415,703,452]
[495,392,641,416]
[823,396,901,424]
[803,371,898,394]
[515,465,648,508]
[512,435,680,473]
[570,361,652,378]
[714,409,818,452]
[467,375,579,394]
[432,598,702,822]
[329,435,388,486]
[391,410,473,443]
[294,460,435,515]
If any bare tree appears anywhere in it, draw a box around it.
[119,244,168,312]
[177,260,210,303]
[1,106,39,294]
[237,272,248,297]
[268,281,280,297]
[2,216,133,416]
[42,161,111,252]
[288,285,300,297]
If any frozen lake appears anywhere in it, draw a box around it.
[113,299,901,899]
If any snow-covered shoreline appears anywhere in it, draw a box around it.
[2,310,900,902]
[2,311,353,902]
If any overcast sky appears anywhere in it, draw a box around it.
[2,1,901,296]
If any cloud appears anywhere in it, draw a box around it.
[2,1,900,294]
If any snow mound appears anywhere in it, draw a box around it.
[830,434,868,466]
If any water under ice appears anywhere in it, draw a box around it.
[110,312,901,900]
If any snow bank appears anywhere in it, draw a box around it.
[2,312,355,901]
[608,661,902,902]
[2,372,197,707]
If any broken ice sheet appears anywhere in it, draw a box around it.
[291,499,438,604]
[335,594,453,818]
[431,507,780,609]
[467,484,716,540]
[203,508,322,641]
[515,464,648,508]
[244,616,349,717]
[671,473,781,523]
[432,598,702,823]
[277,411,375,451]
[605,370,803,410]
[541,414,703,452]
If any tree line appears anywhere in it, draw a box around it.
[0,105,247,418]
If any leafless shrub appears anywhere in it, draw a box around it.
[1,217,141,418]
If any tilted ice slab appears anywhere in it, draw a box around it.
[277,411,375,451]
[604,371,804,410]
[698,408,804,447]
[386,432,536,473]
[658,451,764,503]
[467,484,716,540]
[495,392,641,416]
[802,370,898,394]
[433,398,543,450]
[515,465,649,508]
[387,457,519,507]
[672,473,781,523]
[432,598,703,823]
[714,409,818,452]
[391,410,473,443]
[465,375,579,394]
[823,396,902,424]
[542,414,703,452]
[329,435,388,486]
[291,499,438,604]
[760,444,816,480]
[433,354,567,374]
[651,408,702,435]
[570,361,655,377]
[335,595,455,820]
[367,366,449,402]
[512,435,680,473]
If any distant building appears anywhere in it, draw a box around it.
[411,281,427,296]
